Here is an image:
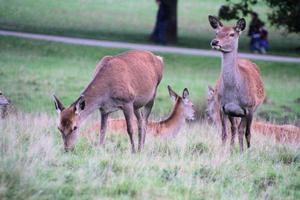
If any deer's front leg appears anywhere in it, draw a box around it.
[123,104,136,153]
[220,110,228,146]
[99,111,108,145]
[245,112,253,148]
[229,116,237,151]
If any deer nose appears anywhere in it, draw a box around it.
[211,40,219,46]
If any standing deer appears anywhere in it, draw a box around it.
[208,16,265,151]
[53,50,163,152]
[206,86,300,143]
[83,86,195,138]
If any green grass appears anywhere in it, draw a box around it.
[0,0,300,56]
[0,33,299,199]
[1,36,300,123]
[0,113,299,199]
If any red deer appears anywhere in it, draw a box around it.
[0,91,10,118]
[82,86,195,139]
[0,91,9,106]
[208,16,265,152]
[53,50,163,152]
[206,86,300,143]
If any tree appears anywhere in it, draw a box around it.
[219,0,300,34]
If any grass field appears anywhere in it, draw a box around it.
[1,113,300,199]
[0,0,300,56]
[1,36,300,122]
[0,36,300,199]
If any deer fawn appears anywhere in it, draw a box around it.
[208,16,265,152]
[206,86,300,143]
[53,50,163,152]
[83,86,195,138]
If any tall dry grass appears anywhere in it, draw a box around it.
[0,113,299,199]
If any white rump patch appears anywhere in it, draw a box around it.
[156,56,164,63]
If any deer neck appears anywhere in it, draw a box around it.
[77,81,108,123]
[221,42,240,87]
[157,103,186,137]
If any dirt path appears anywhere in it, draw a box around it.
[1,30,300,63]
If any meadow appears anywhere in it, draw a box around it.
[0,0,300,56]
[0,36,300,199]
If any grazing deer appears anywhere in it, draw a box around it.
[208,16,265,151]
[206,86,300,143]
[83,86,195,139]
[0,91,10,118]
[53,50,163,152]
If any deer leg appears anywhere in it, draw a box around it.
[245,112,253,148]
[238,117,247,152]
[134,109,145,152]
[229,116,237,151]
[220,111,228,146]
[99,111,108,145]
[123,104,136,153]
[142,99,154,146]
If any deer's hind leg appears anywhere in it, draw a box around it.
[123,103,136,153]
[141,99,155,146]
[134,109,146,152]
[99,111,109,145]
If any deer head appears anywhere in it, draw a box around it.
[53,95,85,151]
[168,85,195,121]
[208,15,246,53]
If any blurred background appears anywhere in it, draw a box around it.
[1,0,300,55]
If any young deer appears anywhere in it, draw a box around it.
[206,86,300,143]
[83,86,195,138]
[208,16,265,152]
[53,50,163,152]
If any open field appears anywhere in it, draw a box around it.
[0,0,300,56]
[0,32,300,199]
[1,36,300,123]
[1,113,300,200]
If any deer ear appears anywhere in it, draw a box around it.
[208,15,223,30]
[235,18,246,32]
[74,95,85,115]
[53,94,65,114]
[168,85,178,102]
[182,88,189,100]
[207,85,215,95]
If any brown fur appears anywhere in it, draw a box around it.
[53,50,164,152]
[82,87,195,139]
[206,86,300,144]
[208,16,265,152]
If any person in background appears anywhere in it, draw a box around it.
[248,12,265,53]
[259,25,268,54]
[150,0,169,45]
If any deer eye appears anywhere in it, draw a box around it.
[73,126,78,131]
[229,33,235,37]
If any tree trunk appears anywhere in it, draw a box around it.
[163,0,178,43]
